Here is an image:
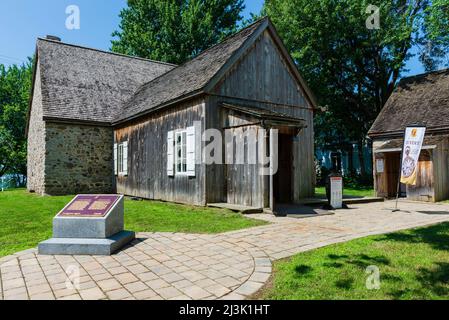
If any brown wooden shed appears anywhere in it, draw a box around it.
[368,69,449,202]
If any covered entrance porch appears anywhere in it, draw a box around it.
[220,103,307,213]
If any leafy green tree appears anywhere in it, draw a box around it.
[111,0,245,64]
[0,59,33,180]
[264,0,449,176]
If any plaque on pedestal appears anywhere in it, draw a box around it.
[38,195,135,256]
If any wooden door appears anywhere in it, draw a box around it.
[274,134,293,203]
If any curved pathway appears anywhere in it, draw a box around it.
[1,200,449,300]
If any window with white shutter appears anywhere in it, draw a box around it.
[122,141,128,176]
[186,126,196,177]
[167,131,175,176]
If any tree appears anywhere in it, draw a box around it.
[264,0,449,177]
[111,0,245,64]
[0,59,33,180]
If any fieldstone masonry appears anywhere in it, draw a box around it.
[27,64,46,194]
[43,123,114,195]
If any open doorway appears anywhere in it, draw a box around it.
[385,152,406,198]
[274,133,293,203]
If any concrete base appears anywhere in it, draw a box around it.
[38,231,135,256]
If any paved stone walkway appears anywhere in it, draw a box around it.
[1,200,449,300]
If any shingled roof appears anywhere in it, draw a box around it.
[30,17,317,127]
[114,18,267,123]
[369,68,449,138]
[34,38,175,124]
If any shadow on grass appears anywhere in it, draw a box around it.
[327,253,390,268]
[294,264,313,276]
[385,262,449,299]
[417,262,449,296]
[378,222,449,252]
[335,278,354,289]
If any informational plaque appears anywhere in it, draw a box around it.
[39,194,135,256]
[330,176,343,209]
[58,195,121,217]
[376,158,384,173]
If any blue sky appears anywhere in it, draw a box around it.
[0,0,424,76]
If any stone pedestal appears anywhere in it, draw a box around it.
[38,195,135,256]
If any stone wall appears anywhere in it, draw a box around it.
[44,123,114,195]
[27,64,46,194]
[27,62,115,195]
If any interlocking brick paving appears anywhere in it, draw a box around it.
[1,200,449,300]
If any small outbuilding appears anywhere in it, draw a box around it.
[368,69,449,202]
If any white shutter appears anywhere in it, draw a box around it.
[113,143,118,175]
[167,131,174,176]
[123,141,128,175]
[186,126,196,177]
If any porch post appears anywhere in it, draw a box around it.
[269,128,275,211]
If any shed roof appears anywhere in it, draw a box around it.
[369,68,449,138]
[34,38,176,124]
[374,135,449,153]
[222,103,306,126]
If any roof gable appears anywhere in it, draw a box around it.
[35,39,175,124]
[369,69,449,137]
[211,29,312,109]
[115,17,317,124]
[114,18,267,124]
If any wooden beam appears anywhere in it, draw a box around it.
[269,128,276,211]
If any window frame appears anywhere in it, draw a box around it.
[175,130,188,175]
[115,142,128,176]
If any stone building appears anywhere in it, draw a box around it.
[27,18,317,212]
[26,38,175,194]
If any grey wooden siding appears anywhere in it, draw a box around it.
[224,111,266,207]
[433,138,449,201]
[115,98,206,205]
[212,30,309,108]
[206,30,315,202]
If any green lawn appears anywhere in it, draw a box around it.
[0,189,266,258]
[315,186,375,198]
[258,222,449,300]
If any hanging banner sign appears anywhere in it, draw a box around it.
[400,126,426,185]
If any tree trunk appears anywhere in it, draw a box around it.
[357,141,367,177]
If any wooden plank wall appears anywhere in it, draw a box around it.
[373,151,401,198]
[225,111,265,207]
[206,29,315,203]
[407,150,435,201]
[114,98,206,205]
[432,138,449,201]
